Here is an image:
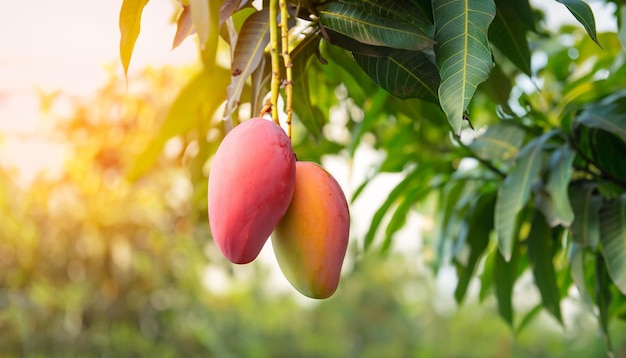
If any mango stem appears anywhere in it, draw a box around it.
[269,0,280,126]
[279,0,293,139]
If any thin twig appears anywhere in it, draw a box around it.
[454,137,507,179]
[279,0,293,138]
[269,0,280,125]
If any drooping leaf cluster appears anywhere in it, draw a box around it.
[119,0,626,351]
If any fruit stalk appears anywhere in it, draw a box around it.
[269,0,280,125]
[279,0,293,138]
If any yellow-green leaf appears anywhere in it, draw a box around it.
[119,0,150,78]
[495,134,547,261]
[126,67,229,181]
[189,0,210,48]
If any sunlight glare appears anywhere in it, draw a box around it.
[0,0,197,186]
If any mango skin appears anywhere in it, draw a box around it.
[208,118,295,264]
[272,161,350,299]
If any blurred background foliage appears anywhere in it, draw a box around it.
[0,61,624,356]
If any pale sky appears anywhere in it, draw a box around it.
[0,0,617,183]
[0,1,197,182]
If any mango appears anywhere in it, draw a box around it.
[208,118,295,264]
[272,161,350,299]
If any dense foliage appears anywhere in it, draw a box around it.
[3,67,623,356]
[122,0,626,348]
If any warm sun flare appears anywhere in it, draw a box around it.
[0,0,196,185]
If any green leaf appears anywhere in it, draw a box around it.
[535,145,576,228]
[291,34,326,139]
[479,246,496,301]
[569,243,593,305]
[363,164,433,251]
[318,1,434,51]
[526,212,563,324]
[556,0,601,47]
[599,195,626,295]
[569,183,601,248]
[352,49,440,102]
[595,253,614,351]
[516,304,542,335]
[593,130,626,179]
[440,180,467,245]
[455,191,496,304]
[433,0,496,135]
[469,122,525,163]
[250,54,270,119]
[349,87,388,155]
[495,238,519,326]
[225,10,270,120]
[381,183,430,254]
[477,64,513,112]
[119,0,150,78]
[619,5,626,50]
[575,94,626,143]
[126,68,230,181]
[359,0,434,33]
[495,135,547,261]
[489,0,531,75]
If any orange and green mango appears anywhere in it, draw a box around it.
[272,161,350,299]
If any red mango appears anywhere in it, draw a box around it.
[208,118,295,264]
[272,161,350,299]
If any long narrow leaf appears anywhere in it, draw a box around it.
[595,253,614,350]
[479,245,496,301]
[455,191,496,303]
[495,136,545,261]
[363,164,431,250]
[353,49,440,102]
[527,212,563,323]
[119,0,150,78]
[495,239,519,326]
[318,1,434,51]
[599,195,626,295]
[433,0,496,135]
[225,10,270,120]
[220,0,253,26]
[569,243,593,305]
[536,145,575,227]
[381,179,432,254]
[469,122,525,163]
[489,0,531,75]
[291,34,326,139]
[576,94,626,143]
[568,183,601,248]
[557,0,601,47]
[126,68,230,181]
[189,0,210,48]
[173,5,194,50]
